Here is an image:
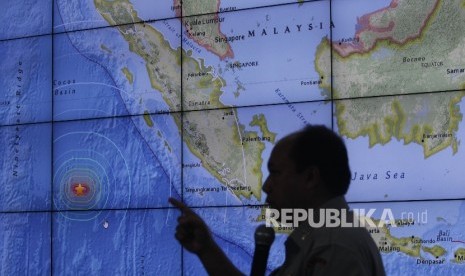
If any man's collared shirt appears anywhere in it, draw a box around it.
[271,196,386,276]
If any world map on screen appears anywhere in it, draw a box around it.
[1,0,465,275]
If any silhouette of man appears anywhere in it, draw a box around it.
[170,125,386,275]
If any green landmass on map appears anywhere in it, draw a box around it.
[94,0,271,200]
[316,0,465,158]
[121,67,134,84]
[174,0,234,59]
[453,248,465,263]
[423,245,447,258]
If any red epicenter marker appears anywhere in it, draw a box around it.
[72,183,90,197]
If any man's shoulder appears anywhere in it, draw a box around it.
[313,224,378,252]
[311,196,378,250]
[305,227,386,275]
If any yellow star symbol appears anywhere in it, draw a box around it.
[74,183,87,197]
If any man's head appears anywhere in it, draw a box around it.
[263,125,351,209]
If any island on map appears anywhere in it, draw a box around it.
[316,0,465,158]
[94,0,274,201]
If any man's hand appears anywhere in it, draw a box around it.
[169,197,244,276]
[169,197,214,255]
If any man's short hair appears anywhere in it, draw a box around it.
[288,125,351,196]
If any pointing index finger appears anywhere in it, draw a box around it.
[169,197,192,214]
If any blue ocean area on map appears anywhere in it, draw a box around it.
[0,36,52,125]
[53,209,181,275]
[0,123,51,212]
[0,213,51,274]
[53,29,129,121]
[53,116,180,212]
[0,0,52,40]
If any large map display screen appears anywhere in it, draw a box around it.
[1,0,465,275]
